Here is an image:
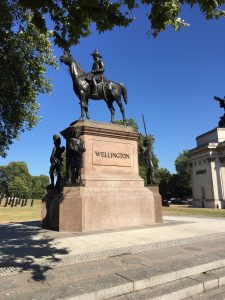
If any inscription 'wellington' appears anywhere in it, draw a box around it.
[95,151,130,159]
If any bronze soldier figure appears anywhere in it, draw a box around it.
[142,139,155,185]
[86,49,105,96]
[141,114,155,184]
[66,129,86,184]
[48,135,65,188]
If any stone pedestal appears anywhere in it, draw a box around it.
[42,121,162,231]
[146,185,163,223]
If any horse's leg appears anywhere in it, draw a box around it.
[106,101,115,123]
[79,92,85,120]
[84,99,90,119]
[116,95,126,124]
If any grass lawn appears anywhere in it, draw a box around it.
[0,199,42,224]
[1,200,225,224]
[163,205,225,218]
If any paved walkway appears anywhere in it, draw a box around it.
[1,215,225,299]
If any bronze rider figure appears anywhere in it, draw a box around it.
[86,49,105,96]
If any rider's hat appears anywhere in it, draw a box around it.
[91,49,102,58]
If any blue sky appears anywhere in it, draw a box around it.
[1,5,225,175]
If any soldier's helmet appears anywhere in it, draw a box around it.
[90,49,102,58]
[143,139,150,147]
[53,134,61,146]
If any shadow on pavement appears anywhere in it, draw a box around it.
[0,222,69,282]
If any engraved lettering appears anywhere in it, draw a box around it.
[100,152,106,157]
[95,151,130,159]
[95,151,100,157]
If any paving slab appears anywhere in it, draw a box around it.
[3,274,133,300]
[1,216,225,299]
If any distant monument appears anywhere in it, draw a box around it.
[42,50,162,231]
[214,96,225,127]
[188,96,225,209]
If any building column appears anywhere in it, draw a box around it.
[208,157,219,207]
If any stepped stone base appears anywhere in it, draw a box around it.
[42,176,161,232]
[42,120,162,232]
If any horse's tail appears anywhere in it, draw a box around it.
[120,83,128,105]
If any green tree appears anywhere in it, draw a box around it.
[115,118,139,132]
[170,150,192,198]
[8,176,30,199]
[0,166,7,198]
[1,1,224,157]
[3,161,32,197]
[31,175,49,199]
[0,161,50,199]
[16,0,225,49]
[0,0,57,157]
[155,168,171,199]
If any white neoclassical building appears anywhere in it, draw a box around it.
[188,128,225,209]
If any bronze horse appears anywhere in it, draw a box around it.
[60,52,128,123]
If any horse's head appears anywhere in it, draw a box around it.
[60,51,73,65]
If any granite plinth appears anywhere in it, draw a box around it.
[146,185,163,224]
[42,121,162,231]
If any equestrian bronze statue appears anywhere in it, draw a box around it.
[60,50,128,124]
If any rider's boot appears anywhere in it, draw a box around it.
[92,79,98,96]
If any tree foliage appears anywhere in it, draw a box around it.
[8,176,30,199]
[0,0,57,157]
[155,167,171,199]
[1,1,224,157]
[0,161,49,199]
[0,166,7,198]
[173,149,192,197]
[17,0,225,49]
[31,175,49,199]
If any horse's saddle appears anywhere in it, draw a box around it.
[96,79,112,90]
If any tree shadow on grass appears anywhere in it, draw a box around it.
[0,222,69,281]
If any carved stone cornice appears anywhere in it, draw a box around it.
[61,120,139,141]
[207,157,216,162]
